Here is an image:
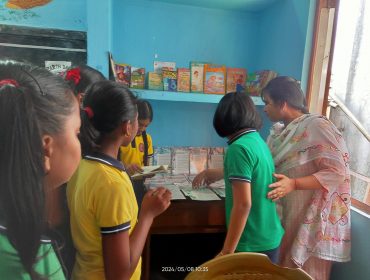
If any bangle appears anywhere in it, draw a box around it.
[293,178,298,190]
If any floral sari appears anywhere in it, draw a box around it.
[267,114,351,268]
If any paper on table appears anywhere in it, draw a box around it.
[131,165,168,179]
[209,179,225,189]
[180,186,221,201]
[149,185,186,200]
[211,188,225,198]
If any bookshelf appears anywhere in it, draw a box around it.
[132,89,264,105]
[106,0,313,146]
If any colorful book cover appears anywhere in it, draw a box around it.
[226,68,247,93]
[177,68,190,92]
[189,147,208,174]
[130,67,145,89]
[153,61,176,73]
[162,69,177,91]
[203,64,226,94]
[190,62,205,93]
[246,70,278,96]
[115,63,131,87]
[148,72,163,90]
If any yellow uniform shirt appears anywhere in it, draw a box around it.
[67,153,141,280]
[119,132,153,167]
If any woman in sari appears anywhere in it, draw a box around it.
[262,76,351,280]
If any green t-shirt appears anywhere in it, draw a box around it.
[0,227,66,280]
[224,131,284,252]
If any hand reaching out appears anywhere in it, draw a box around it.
[192,168,224,189]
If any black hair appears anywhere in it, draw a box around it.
[79,80,138,155]
[261,76,309,113]
[213,92,262,138]
[0,61,75,279]
[64,65,106,96]
[137,99,153,121]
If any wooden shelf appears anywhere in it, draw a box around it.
[131,89,264,105]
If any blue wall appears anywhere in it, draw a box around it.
[110,0,279,146]
[256,0,311,80]
[111,0,258,71]
[86,0,111,76]
[146,100,270,147]
[0,0,86,31]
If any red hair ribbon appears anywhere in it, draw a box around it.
[65,68,81,85]
[84,106,94,119]
[0,79,19,87]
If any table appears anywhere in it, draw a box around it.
[141,199,226,280]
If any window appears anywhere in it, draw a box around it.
[328,0,370,212]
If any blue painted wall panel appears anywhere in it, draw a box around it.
[0,0,86,31]
[111,0,258,71]
[256,0,310,80]
[146,99,271,147]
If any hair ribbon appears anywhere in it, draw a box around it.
[66,68,81,85]
[84,106,94,119]
[0,79,19,88]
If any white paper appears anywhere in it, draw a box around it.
[45,61,71,75]
[172,148,190,174]
[180,186,221,201]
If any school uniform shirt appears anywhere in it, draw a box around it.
[119,133,153,167]
[67,153,141,280]
[0,225,65,280]
[224,130,284,252]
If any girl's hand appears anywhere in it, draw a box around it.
[192,168,223,189]
[267,173,296,202]
[126,164,143,176]
[141,187,172,219]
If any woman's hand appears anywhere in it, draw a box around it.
[267,173,296,202]
[192,168,224,189]
[140,187,172,220]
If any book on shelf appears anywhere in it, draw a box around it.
[108,52,131,87]
[130,67,145,89]
[203,64,226,94]
[154,61,176,73]
[177,68,190,92]
[148,72,163,90]
[190,62,206,93]
[108,52,118,81]
[115,63,131,87]
[226,68,247,93]
[246,70,278,96]
[131,165,169,179]
[162,69,177,91]
[189,147,208,174]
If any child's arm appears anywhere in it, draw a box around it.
[192,168,224,188]
[102,187,171,279]
[128,187,171,268]
[219,180,251,256]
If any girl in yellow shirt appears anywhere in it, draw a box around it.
[119,99,154,175]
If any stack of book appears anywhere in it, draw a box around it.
[109,52,277,96]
